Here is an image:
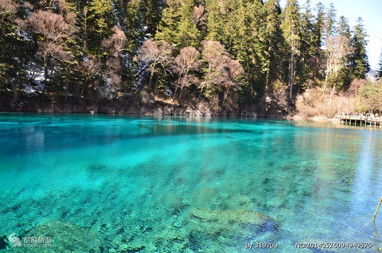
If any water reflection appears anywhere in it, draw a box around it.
[353,131,376,212]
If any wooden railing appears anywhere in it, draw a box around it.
[337,114,382,128]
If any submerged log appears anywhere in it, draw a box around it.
[372,197,382,222]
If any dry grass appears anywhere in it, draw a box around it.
[296,87,356,118]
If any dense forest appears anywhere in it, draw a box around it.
[0,0,378,116]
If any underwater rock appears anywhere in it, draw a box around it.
[188,209,279,238]
[189,209,272,226]
[88,164,108,171]
[255,218,280,234]
[184,208,281,251]
[118,240,157,253]
[0,235,10,250]
[3,221,104,253]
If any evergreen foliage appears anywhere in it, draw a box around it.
[0,0,371,112]
[350,18,370,79]
[281,0,301,100]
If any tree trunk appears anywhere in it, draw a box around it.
[372,197,382,221]
[289,54,295,101]
[323,59,331,94]
[197,87,204,101]
[83,7,88,52]
[178,71,189,99]
[178,87,183,100]
[11,83,18,109]
[223,88,229,103]
[329,84,336,105]
[324,70,329,93]
[265,45,272,91]
[173,86,178,99]
[43,54,48,95]
[65,79,69,112]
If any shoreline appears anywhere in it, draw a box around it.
[291,115,341,124]
[0,99,288,119]
[0,110,287,120]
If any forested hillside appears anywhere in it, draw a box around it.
[0,0,372,116]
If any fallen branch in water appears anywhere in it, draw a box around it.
[372,197,382,222]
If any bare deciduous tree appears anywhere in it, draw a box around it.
[101,26,127,99]
[0,0,17,14]
[200,40,244,102]
[138,39,173,90]
[102,26,127,53]
[79,55,101,97]
[192,5,205,26]
[44,42,70,61]
[23,10,75,87]
[172,46,200,98]
[56,0,76,25]
[25,10,73,43]
[324,35,353,102]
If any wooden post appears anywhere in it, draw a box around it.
[372,197,382,222]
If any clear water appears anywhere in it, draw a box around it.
[0,113,382,253]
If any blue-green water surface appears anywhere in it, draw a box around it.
[1,113,382,253]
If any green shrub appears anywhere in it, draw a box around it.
[357,83,382,113]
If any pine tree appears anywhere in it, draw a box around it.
[335,16,353,89]
[323,3,336,42]
[350,18,370,79]
[300,0,318,82]
[314,2,325,49]
[176,0,201,48]
[205,0,225,41]
[156,1,181,44]
[123,0,166,53]
[336,16,351,38]
[222,0,268,96]
[0,0,31,106]
[282,0,302,100]
[264,0,283,90]
[117,0,142,54]
[155,0,201,49]
[87,0,115,54]
[305,2,325,80]
[76,3,90,53]
[143,0,166,36]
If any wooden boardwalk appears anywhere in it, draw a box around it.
[337,115,382,128]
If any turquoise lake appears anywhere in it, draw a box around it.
[0,113,382,253]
